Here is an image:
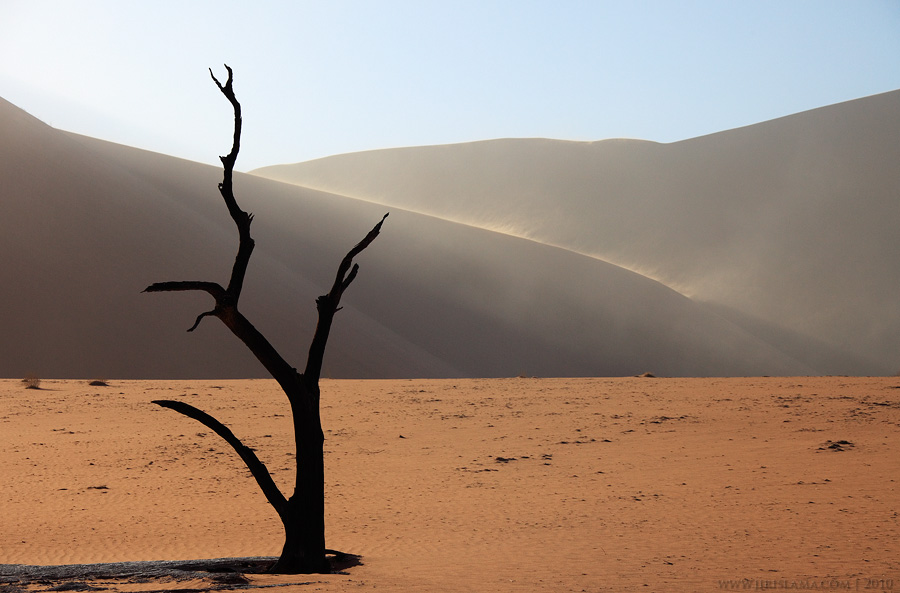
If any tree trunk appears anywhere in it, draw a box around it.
[271,380,327,573]
[271,427,327,573]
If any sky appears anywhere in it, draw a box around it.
[1,1,899,171]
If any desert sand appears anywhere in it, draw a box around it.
[1,376,897,592]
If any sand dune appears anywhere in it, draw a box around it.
[1,377,898,591]
[0,95,830,379]
[253,90,900,376]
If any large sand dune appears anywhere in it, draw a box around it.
[1,377,897,591]
[0,95,841,378]
[253,90,900,376]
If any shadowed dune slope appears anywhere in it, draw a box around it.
[0,95,835,378]
[254,90,900,375]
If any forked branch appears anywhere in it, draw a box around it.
[305,213,388,384]
[330,213,389,298]
[208,66,244,220]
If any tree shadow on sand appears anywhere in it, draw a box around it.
[0,552,361,592]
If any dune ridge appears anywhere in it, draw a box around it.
[253,90,900,376]
[0,94,842,379]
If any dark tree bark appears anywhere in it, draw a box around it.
[144,65,387,574]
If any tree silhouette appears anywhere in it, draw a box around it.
[145,65,387,574]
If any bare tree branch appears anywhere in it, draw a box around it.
[217,308,300,392]
[187,310,218,333]
[208,65,243,215]
[330,213,388,299]
[143,281,226,300]
[304,213,388,384]
[152,399,289,518]
[209,64,254,301]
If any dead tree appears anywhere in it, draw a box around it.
[144,65,387,574]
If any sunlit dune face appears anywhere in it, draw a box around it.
[251,91,900,376]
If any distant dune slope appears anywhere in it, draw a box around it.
[0,95,843,378]
[253,90,900,375]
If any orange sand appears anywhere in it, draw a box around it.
[1,377,898,591]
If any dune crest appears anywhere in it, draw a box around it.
[253,90,900,376]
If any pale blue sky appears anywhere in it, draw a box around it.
[2,1,899,171]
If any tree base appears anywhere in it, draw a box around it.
[267,549,360,574]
